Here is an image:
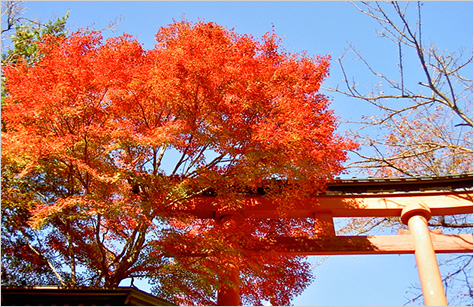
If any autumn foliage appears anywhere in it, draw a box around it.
[2,20,355,305]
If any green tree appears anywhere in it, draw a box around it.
[1,2,69,65]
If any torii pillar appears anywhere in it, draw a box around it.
[401,204,448,306]
[216,213,242,306]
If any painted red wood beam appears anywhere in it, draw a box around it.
[185,191,473,219]
[165,233,473,257]
[269,233,473,255]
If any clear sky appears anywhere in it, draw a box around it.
[3,1,472,306]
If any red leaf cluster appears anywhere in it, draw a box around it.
[2,20,356,304]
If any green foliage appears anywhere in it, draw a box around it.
[2,10,70,65]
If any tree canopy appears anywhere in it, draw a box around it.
[2,19,355,305]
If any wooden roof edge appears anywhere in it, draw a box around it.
[0,286,176,306]
[326,172,473,194]
[195,173,473,196]
[331,172,473,185]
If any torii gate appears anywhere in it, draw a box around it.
[183,173,473,306]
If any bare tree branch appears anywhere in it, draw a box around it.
[331,2,473,304]
[328,1,472,177]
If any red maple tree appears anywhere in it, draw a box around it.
[2,20,356,305]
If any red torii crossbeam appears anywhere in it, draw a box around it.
[182,174,473,306]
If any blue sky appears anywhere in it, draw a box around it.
[3,1,472,306]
